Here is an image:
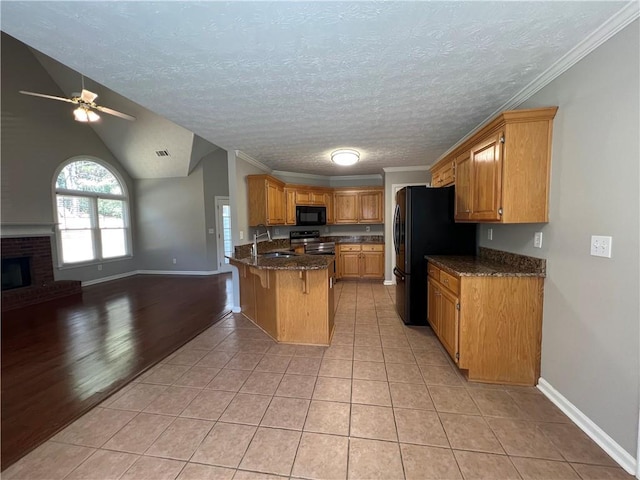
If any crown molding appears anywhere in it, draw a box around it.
[437,2,640,162]
[382,166,431,173]
[271,169,383,182]
[235,150,272,173]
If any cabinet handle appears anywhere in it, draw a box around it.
[443,278,449,284]
[465,210,470,213]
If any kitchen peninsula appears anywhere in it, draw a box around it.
[229,240,336,346]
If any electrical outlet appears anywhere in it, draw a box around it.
[239,231,244,240]
[275,228,280,235]
[365,226,371,233]
[487,228,493,241]
[534,232,543,248]
[172,258,177,264]
[324,226,329,233]
[208,228,214,234]
[97,264,102,271]
[590,235,612,258]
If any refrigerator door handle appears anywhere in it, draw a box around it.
[393,203,401,254]
[393,267,405,281]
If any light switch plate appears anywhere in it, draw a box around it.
[487,228,493,240]
[590,235,612,258]
[239,231,244,240]
[534,232,543,248]
[208,228,214,234]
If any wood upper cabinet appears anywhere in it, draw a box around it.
[296,190,325,205]
[431,107,558,223]
[248,175,286,226]
[334,188,384,224]
[285,188,296,225]
[325,193,334,224]
[334,192,359,223]
[431,160,455,187]
[454,151,472,220]
[469,131,503,222]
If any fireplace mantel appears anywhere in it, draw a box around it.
[1,223,55,238]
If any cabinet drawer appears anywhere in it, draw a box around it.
[361,244,383,252]
[339,244,361,252]
[427,264,440,281]
[439,270,460,294]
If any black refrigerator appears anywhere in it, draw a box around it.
[393,186,476,325]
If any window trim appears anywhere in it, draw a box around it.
[52,156,133,267]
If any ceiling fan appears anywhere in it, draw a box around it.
[19,78,135,123]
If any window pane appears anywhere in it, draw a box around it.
[57,196,93,229]
[101,229,127,258]
[56,160,122,195]
[61,230,94,263]
[98,199,125,228]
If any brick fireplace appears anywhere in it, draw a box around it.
[1,236,81,311]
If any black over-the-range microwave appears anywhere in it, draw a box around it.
[296,205,327,226]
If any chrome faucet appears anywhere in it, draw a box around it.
[252,224,272,257]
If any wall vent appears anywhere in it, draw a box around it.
[155,150,170,157]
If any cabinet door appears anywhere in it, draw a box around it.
[295,190,311,205]
[325,193,334,224]
[438,287,459,363]
[470,132,503,221]
[334,193,358,223]
[285,189,296,225]
[455,152,473,221]
[340,252,361,278]
[358,191,383,223]
[360,251,384,279]
[267,182,285,225]
[427,278,439,335]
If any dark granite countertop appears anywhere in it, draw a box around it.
[425,247,546,278]
[229,253,333,271]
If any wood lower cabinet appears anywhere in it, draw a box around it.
[231,260,336,345]
[427,263,543,385]
[337,244,384,279]
[248,175,286,226]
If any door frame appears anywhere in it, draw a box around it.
[215,196,232,273]
[385,182,429,285]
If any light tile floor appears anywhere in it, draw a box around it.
[4,282,633,479]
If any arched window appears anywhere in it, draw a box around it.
[54,159,131,265]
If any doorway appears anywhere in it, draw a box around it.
[215,196,233,272]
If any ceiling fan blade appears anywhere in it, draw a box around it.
[94,105,136,121]
[80,89,98,103]
[19,90,76,104]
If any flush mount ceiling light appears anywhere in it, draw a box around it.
[331,149,360,166]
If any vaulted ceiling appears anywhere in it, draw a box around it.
[1,1,637,177]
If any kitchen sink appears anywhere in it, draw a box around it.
[260,252,297,259]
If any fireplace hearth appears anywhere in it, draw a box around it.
[1,236,81,311]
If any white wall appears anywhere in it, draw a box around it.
[478,21,639,463]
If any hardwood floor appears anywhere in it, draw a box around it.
[1,273,233,470]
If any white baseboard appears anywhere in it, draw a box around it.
[81,271,138,286]
[537,378,637,476]
[383,280,395,286]
[232,306,241,313]
[137,269,220,276]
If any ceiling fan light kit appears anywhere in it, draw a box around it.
[73,106,100,122]
[331,149,359,166]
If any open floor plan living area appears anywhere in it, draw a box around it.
[1,2,638,479]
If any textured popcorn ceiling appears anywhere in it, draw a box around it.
[0,1,632,176]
